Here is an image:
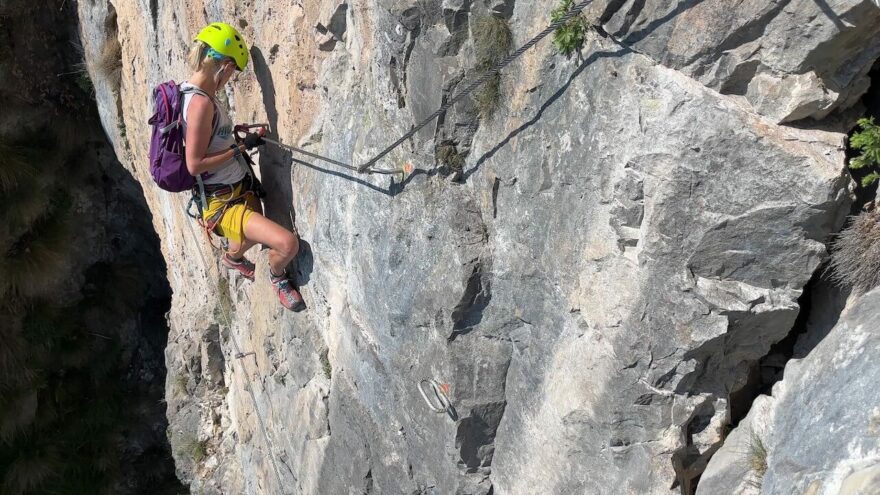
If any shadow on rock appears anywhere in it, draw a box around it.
[251,45,295,231]
[293,237,314,286]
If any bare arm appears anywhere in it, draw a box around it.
[184,95,245,176]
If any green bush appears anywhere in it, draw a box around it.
[551,0,589,56]
[849,117,880,187]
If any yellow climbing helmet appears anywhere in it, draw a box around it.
[194,22,249,71]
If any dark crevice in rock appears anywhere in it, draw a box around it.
[455,401,507,473]
[0,1,181,492]
[364,468,374,494]
[389,56,406,108]
[440,0,472,56]
[671,400,720,494]
[610,0,647,39]
[449,258,492,340]
[149,0,158,30]
[691,63,880,494]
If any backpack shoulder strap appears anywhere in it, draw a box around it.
[180,86,220,134]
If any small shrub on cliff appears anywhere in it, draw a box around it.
[829,210,880,293]
[436,143,466,173]
[551,0,589,56]
[849,117,880,187]
[472,15,512,118]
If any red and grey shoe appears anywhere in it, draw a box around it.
[222,254,255,281]
[270,270,306,312]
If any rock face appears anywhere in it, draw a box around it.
[74,0,879,493]
[698,288,880,495]
[587,0,880,123]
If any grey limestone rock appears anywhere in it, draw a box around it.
[588,0,880,123]
[73,0,879,493]
[700,289,880,495]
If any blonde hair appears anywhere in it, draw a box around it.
[187,40,230,72]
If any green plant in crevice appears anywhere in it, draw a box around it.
[551,0,589,56]
[214,276,235,324]
[190,439,208,463]
[849,117,880,187]
[472,15,512,118]
[172,374,189,396]
[435,142,466,178]
[319,349,332,379]
[745,430,768,488]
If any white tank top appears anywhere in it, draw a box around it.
[180,82,247,186]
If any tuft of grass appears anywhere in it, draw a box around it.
[174,434,208,464]
[472,15,512,118]
[214,276,235,324]
[436,142,466,174]
[191,439,208,463]
[171,433,209,464]
[746,430,768,487]
[849,117,880,187]
[96,37,122,91]
[828,210,880,294]
[172,374,188,396]
[551,0,589,56]
[319,349,332,379]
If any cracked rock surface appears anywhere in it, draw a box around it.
[698,288,880,495]
[75,0,877,493]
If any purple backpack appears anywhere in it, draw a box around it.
[147,81,215,192]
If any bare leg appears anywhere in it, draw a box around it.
[242,212,299,276]
[226,238,257,260]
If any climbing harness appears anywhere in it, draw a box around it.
[186,177,258,250]
[418,379,455,418]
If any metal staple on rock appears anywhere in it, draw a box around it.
[224,325,288,491]
[418,379,454,415]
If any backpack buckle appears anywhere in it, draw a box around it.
[160,121,179,134]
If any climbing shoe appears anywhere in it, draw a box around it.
[270,270,305,312]
[222,254,255,281]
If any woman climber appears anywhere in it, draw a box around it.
[182,22,304,311]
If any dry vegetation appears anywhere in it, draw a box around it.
[829,210,880,293]
[472,15,512,118]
